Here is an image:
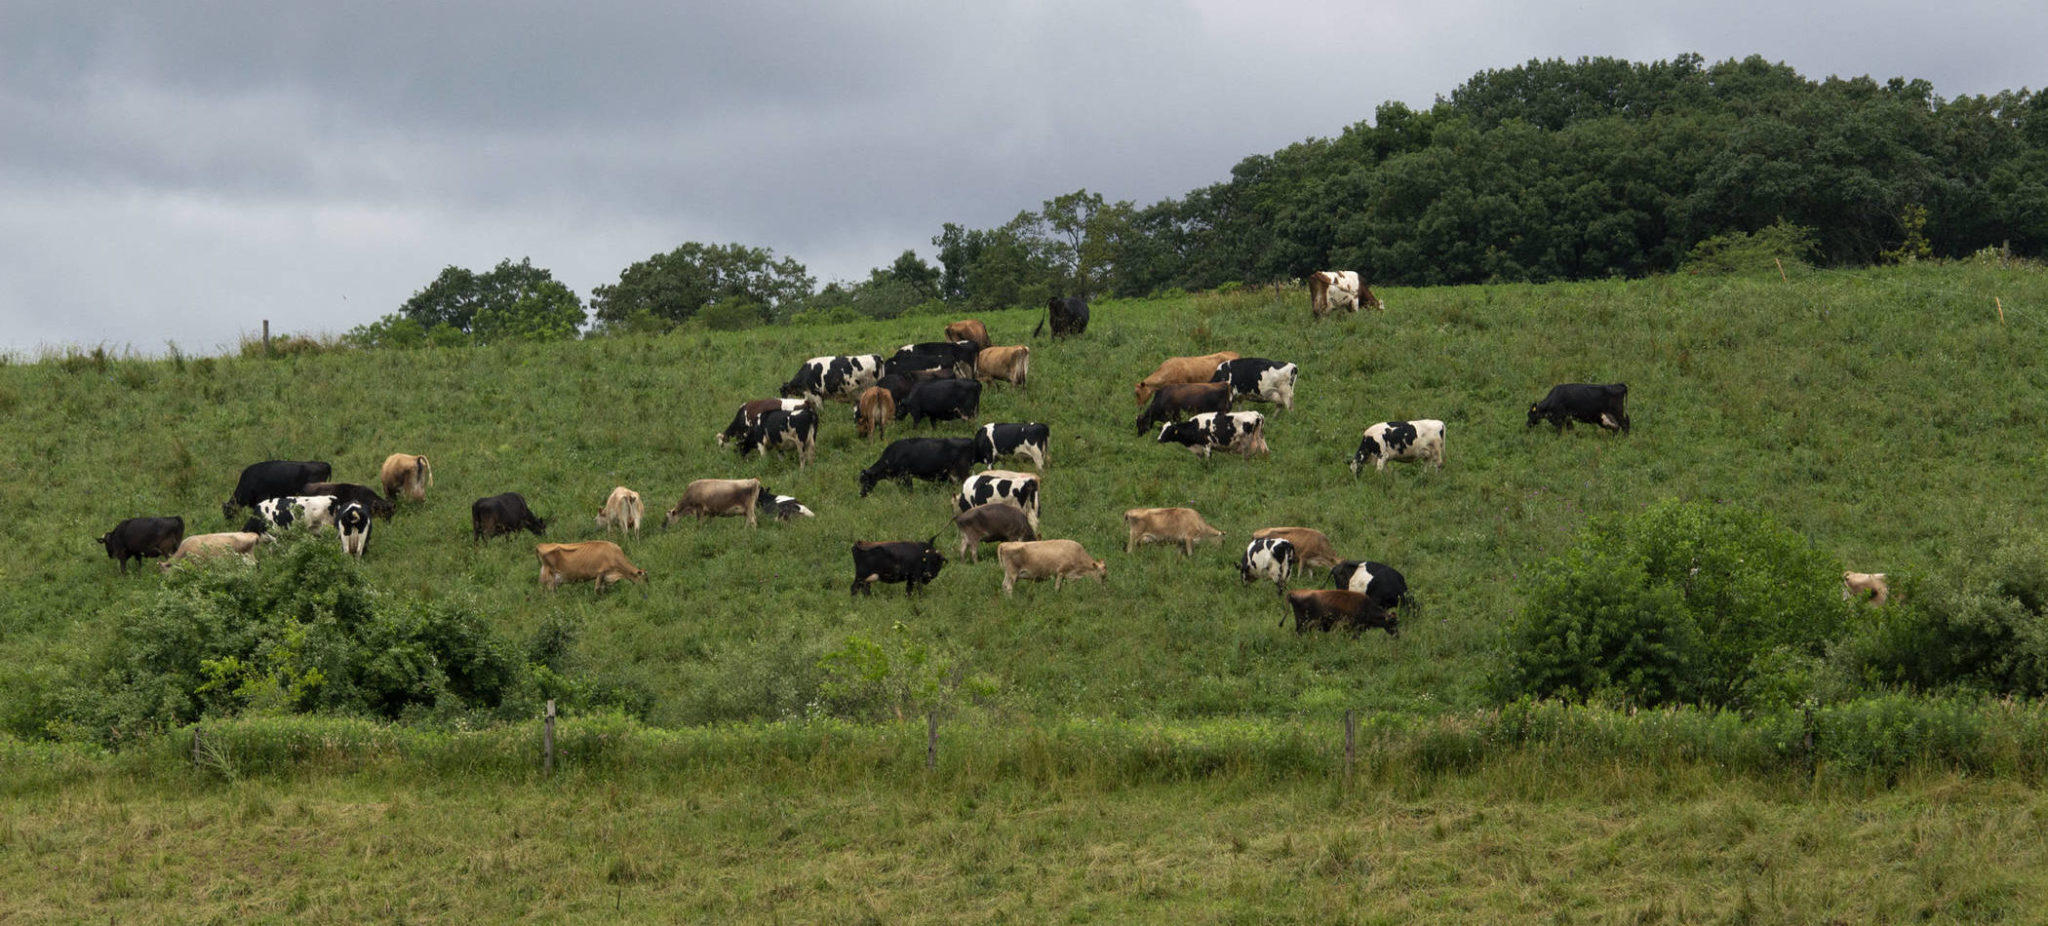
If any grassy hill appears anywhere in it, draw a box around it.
[4,259,2047,734]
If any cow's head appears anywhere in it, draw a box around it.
[778,380,804,399]
[857,468,880,498]
[662,505,685,529]
[1526,403,1544,427]
[916,537,947,583]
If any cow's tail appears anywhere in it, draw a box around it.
[418,456,433,488]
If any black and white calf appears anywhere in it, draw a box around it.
[1329,561,1410,614]
[973,422,1049,471]
[780,354,884,403]
[1211,358,1298,410]
[1349,419,1445,474]
[246,495,341,534]
[900,379,982,427]
[858,437,980,496]
[1156,411,1269,459]
[1527,382,1630,433]
[735,407,819,467]
[1240,537,1296,590]
[338,502,371,558]
[952,470,1041,532]
[768,494,816,520]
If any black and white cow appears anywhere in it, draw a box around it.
[894,340,982,378]
[858,437,980,496]
[1211,358,1299,410]
[1349,419,1446,474]
[717,397,814,446]
[1034,295,1089,338]
[900,379,982,428]
[952,470,1041,532]
[222,460,332,520]
[97,516,185,573]
[1527,383,1630,433]
[299,483,397,521]
[768,494,816,521]
[338,502,371,558]
[973,422,1049,471]
[1329,560,1411,614]
[244,494,342,534]
[780,354,884,403]
[735,407,819,467]
[1156,411,1269,459]
[850,539,948,596]
[1240,537,1296,590]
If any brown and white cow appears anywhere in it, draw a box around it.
[857,386,896,441]
[379,453,434,503]
[996,539,1107,596]
[1251,527,1341,573]
[944,319,991,348]
[158,531,265,571]
[1843,571,1891,605]
[1123,507,1224,556]
[1308,270,1384,317]
[537,541,647,592]
[664,478,768,528]
[594,486,644,538]
[1134,352,1242,404]
[975,346,1031,389]
[953,503,1037,563]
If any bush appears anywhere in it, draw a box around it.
[1683,219,1818,274]
[1832,529,2048,697]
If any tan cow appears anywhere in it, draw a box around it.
[856,386,895,440]
[594,486,644,538]
[1124,507,1225,556]
[379,453,434,503]
[664,478,766,528]
[1251,527,1342,573]
[996,539,1108,596]
[157,532,265,571]
[1843,571,1891,605]
[975,346,1031,389]
[537,541,647,592]
[1134,352,1241,403]
[1308,270,1384,317]
[944,319,991,348]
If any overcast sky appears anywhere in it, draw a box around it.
[4,1,2041,356]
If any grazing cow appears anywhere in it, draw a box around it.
[858,437,979,496]
[944,319,991,348]
[1528,383,1631,434]
[98,516,185,573]
[1134,352,1241,404]
[536,541,647,592]
[1157,411,1269,459]
[856,386,896,440]
[1284,590,1398,637]
[594,486,644,538]
[996,540,1107,596]
[1211,359,1299,410]
[1034,295,1090,338]
[895,341,982,378]
[974,345,1031,389]
[338,502,371,558]
[780,354,884,403]
[221,460,332,520]
[159,532,265,571]
[379,453,434,503]
[973,422,1050,471]
[736,407,819,467]
[1251,527,1341,573]
[767,494,815,521]
[1122,507,1223,556]
[718,398,815,447]
[953,503,1037,562]
[873,369,953,406]
[1330,561,1411,614]
[663,478,769,528]
[883,351,955,380]
[1307,270,1384,316]
[300,483,396,522]
[472,493,546,541]
[900,379,982,428]
[247,495,341,534]
[1844,571,1891,605]
[1241,537,1297,590]
[1350,420,1447,474]
[850,539,947,596]
[953,470,1041,532]
[1135,382,1233,432]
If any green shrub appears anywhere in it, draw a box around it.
[1683,219,1818,274]
[1833,529,2048,697]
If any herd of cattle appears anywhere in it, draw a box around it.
[95,284,1653,637]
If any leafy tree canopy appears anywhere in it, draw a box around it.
[589,242,814,332]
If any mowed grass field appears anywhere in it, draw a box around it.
[5,260,2048,729]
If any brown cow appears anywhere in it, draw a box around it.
[1307,271,1384,317]
[537,541,646,592]
[1251,527,1342,573]
[663,478,766,528]
[856,386,895,440]
[953,503,1037,563]
[975,345,1031,389]
[1124,507,1224,556]
[1134,352,1241,403]
[944,319,991,348]
[594,486,644,539]
[1843,571,1891,605]
[1284,589,1398,636]
[379,453,434,503]
[157,531,265,571]
[1135,381,1233,432]
[996,539,1108,596]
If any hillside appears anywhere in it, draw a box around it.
[5,260,2046,735]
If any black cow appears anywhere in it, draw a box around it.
[1135,382,1233,432]
[98,516,185,573]
[859,437,979,496]
[894,340,982,378]
[736,407,819,467]
[1528,383,1630,433]
[221,460,331,520]
[472,493,546,541]
[873,369,955,405]
[900,379,982,428]
[973,422,1050,470]
[301,482,397,521]
[882,352,954,379]
[780,354,884,403]
[1034,295,1090,338]
[850,539,947,596]
[1284,590,1398,637]
[1330,560,1411,614]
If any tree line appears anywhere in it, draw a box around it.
[351,54,2048,347]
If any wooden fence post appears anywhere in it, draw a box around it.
[262,320,271,357]
[543,699,556,776]
[926,711,938,772]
